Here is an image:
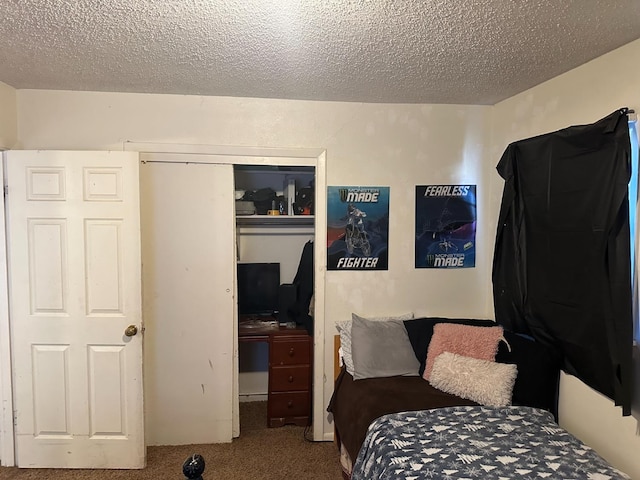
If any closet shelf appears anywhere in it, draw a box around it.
[236,215,314,226]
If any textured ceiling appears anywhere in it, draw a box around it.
[1,1,640,105]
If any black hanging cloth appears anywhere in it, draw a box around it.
[492,108,633,415]
[291,240,314,335]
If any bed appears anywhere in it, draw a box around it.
[352,405,630,479]
[327,315,628,479]
[329,365,476,470]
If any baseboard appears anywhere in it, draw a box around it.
[239,393,268,403]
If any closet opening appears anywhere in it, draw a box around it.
[234,164,316,431]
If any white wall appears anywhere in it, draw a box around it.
[236,227,312,283]
[15,91,494,444]
[491,38,640,479]
[0,82,17,150]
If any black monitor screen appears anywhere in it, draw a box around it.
[237,262,280,316]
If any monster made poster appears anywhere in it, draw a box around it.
[327,186,389,270]
[415,185,476,268]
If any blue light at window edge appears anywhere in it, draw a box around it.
[629,120,639,341]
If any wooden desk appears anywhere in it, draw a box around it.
[238,320,311,427]
[238,321,308,342]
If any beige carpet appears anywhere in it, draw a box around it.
[0,402,343,479]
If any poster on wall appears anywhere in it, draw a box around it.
[415,185,477,268]
[327,186,389,270]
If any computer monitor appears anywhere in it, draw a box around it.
[237,262,280,317]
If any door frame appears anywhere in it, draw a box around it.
[124,142,328,442]
[0,154,14,465]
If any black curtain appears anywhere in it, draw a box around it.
[492,108,633,415]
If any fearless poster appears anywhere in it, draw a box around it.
[327,186,389,270]
[415,185,477,268]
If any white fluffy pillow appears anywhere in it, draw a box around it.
[335,312,414,377]
[429,352,517,407]
[335,320,355,375]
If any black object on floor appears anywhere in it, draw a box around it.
[182,454,206,480]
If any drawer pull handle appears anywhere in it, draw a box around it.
[288,375,294,383]
[288,348,295,357]
[287,401,293,408]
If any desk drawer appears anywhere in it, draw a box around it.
[270,337,310,365]
[269,391,310,417]
[270,365,310,392]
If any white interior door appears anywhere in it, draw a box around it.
[139,160,236,445]
[6,151,144,468]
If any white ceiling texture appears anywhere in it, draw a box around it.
[1,0,640,105]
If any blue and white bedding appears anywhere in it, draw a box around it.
[352,405,629,480]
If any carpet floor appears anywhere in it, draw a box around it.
[0,401,343,479]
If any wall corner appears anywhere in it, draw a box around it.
[0,82,17,150]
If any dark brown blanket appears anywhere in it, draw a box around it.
[327,367,477,462]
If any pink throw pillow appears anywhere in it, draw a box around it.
[423,323,503,380]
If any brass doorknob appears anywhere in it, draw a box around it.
[124,325,138,337]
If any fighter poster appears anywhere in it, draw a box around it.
[415,185,476,268]
[327,186,389,270]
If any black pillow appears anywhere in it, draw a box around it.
[496,331,561,419]
[403,317,496,376]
